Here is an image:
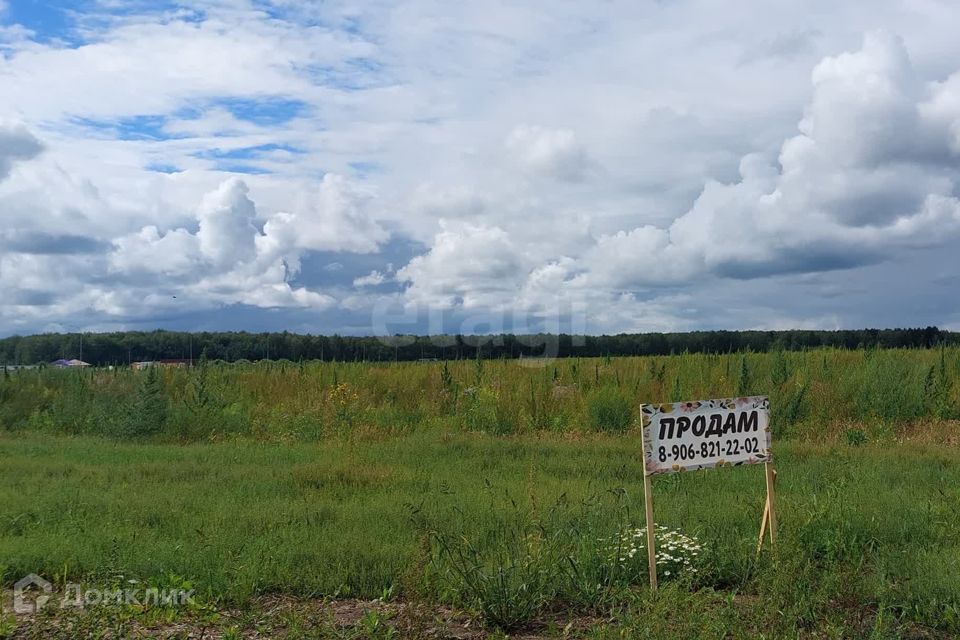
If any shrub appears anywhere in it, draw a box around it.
[771,347,791,386]
[736,356,752,395]
[774,382,807,431]
[925,347,956,419]
[587,388,632,432]
[854,352,927,422]
[112,367,168,438]
[462,388,512,435]
[845,429,867,446]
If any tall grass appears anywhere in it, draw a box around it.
[1,347,957,442]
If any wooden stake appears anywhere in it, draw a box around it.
[756,497,770,555]
[643,468,658,590]
[763,464,778,547]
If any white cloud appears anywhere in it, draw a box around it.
[354,270,386,287]
[110,225,200,277]
[396,222,528,310]
[0,12,375,122]
[197,178,259,268]
[4,3,960,335]
[256,173,388,268]
[575,32,960,289]
[105,178,340,314]
[505,125,589,181]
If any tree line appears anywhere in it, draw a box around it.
[0,327,954,366]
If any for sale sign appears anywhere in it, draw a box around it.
[642,396,772,475]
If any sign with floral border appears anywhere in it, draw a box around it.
[642,396,772,475]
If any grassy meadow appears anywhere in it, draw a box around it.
[1,347,959,638]
[2,346,959,442]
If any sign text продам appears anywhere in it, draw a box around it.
[642,396,772,475]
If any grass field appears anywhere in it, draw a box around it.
[1,347,958,443]
[1,349,959,637]
[1,429,959,638]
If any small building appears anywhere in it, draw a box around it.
[51,359,91,368]
[133,359,190,370]
[158,359,190,368]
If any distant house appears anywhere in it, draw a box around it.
[159,359,190,368]
[51,359,91,368]
[132,359,190,370]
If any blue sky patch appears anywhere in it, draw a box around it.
[3,0,200,45]
[348,161,382,177]
[211,163,272,175]
[194,143,305,161]
[210,96,309,126]
[145,162,181,174]
[70,115,177,141]
[4,0,83,45]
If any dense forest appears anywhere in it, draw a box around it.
[0,327,955,366]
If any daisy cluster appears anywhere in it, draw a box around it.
[603,525,703,578]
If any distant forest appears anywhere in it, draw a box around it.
[0,327,955,366]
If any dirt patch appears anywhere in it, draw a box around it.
[1,591,599,639]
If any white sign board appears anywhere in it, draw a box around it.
[642,396,772,475]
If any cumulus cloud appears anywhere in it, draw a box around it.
[389,30,960,333]
[258,173,388,264]
[505,125,589,181]
[4,1,960,335]
[107,178,348,311]
[354,270,387,287]
[197,178,259,268]
[396,222,528,310]
[111,225,200,277]
[0,123,43,181]
[577,31,960,289]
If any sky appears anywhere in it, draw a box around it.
[1,0,959,338]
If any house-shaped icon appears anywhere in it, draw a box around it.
[13,574,52,614]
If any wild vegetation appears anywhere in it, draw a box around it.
[1,346,957,442]
[1,347,959,638]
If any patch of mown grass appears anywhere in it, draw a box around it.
[0,431,958,636]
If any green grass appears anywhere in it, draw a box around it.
[1,430,958,636]
[2,348,958,636]
[1,347,958,443]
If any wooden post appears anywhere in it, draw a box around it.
[643,469,658,589]
[756,498,770,555]
[759,464,778,550]
[764,464,777,546]
[756,466,780,555]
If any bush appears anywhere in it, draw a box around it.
[587,388,632,432]
[462,388,513,435]
[112,368,168,438]
[854,353,927,422]
[845,429,867,447]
